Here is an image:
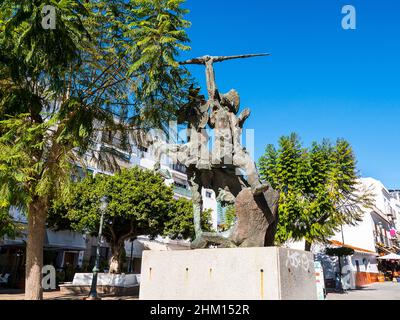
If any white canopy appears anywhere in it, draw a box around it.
[45,230,86,250]
[377,253,400,260]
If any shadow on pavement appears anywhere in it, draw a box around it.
[326,287,378,295]
[0,289,24,295]
[0,289,139,300]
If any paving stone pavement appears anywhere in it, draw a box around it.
[0,289,138,300]
[1,281,399,300]
[326,281,400,300]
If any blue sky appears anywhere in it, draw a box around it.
[181,0,400,189]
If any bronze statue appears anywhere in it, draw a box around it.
[153,54,280,249]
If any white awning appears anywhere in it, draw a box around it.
[1,230,86,251]
[377,253,400,260]
[45,230,86,251]
[1,237,26,247]
[1,231,27,247]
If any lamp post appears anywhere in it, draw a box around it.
[86,196,108,300]
[129,238,134,273]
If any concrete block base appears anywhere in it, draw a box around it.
[59,273,140,297]
[59,284,139,296]
[139,247,317,300]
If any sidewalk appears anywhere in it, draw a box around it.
[0,289,138,300]
[326,282,400,300]
[2,282,399,300]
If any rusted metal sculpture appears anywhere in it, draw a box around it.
[153,54,279,249]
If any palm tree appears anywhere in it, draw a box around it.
[0,0,191,299]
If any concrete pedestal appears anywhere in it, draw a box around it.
[139,247,317,300]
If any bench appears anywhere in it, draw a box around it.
[59,273,140,296]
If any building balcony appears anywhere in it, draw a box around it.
[99,145,131,163]
[170,163,187,174]
[173,186,192,198]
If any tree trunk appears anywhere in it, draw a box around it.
[25,198,47,300]
[109,241,126,274]
[304,240,312,252]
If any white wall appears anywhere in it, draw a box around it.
[390,197,400,232]
[139,153,219,228]
[362,177,397,218]
[285,240,306,251]
[125,236,191,259]
[350,254,379,274]
[330,212,376,253]
[202,189,218,231]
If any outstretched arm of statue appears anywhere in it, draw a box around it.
[238,108,251,127]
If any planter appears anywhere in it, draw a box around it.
[378,275,385,282]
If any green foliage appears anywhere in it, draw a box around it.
[218,205,237,232]
[126,0,192,128]
[49,167,204,243]
[163,200,213,240]
[258,133,373,246]
[0,211,18,238]
[0,0,192,237]
[0,0,89,82]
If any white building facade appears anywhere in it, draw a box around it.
[0,127,220,282]
[79,129,220,273]
[313,177,400,289]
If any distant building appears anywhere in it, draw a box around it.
[0,209,86,287]
[316,178,400,289]
[389,189,400,232]
[87,129,219,272]
[0,126,219,285]
[288,177,400,290]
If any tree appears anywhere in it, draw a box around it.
[48,167,212,273]
[0,0,192,299]
[258,133,372,250]
[0,0,95,300]
[163,199,213,240]
[126,0,192,128]
[0,211,18,238]
[217,205,237,233]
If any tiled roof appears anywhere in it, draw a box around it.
[329,240,377,255]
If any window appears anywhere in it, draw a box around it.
[363,258,369,270]
[206,191,212,198]
[171,163,187,173]
[138,145,148,153]
[174,182,187,189]
[355,260,360,273]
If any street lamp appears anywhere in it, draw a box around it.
[129,238,135,273]
[86,196,108,300]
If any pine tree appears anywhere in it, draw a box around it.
[126,0,192,129]
[258,133,372,250]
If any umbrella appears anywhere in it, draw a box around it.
[377,253,400,260]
